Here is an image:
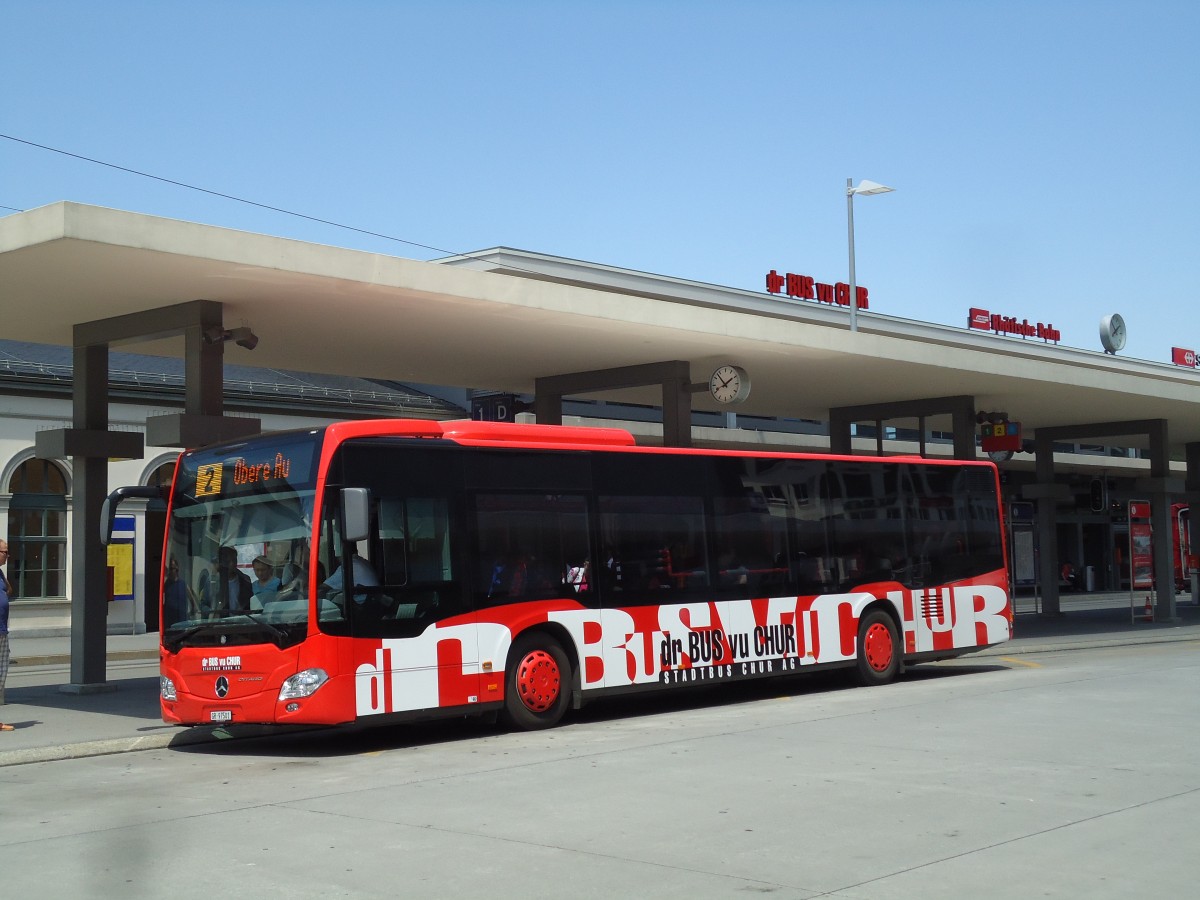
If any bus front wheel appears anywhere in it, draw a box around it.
[502,633,572,730]
[856,609,900,686]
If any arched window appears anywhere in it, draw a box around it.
[146,460,175,497]
[7,458,69,599]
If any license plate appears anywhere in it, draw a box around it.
[210,710,233,723]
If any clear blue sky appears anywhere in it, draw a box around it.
[3,1,1197,363]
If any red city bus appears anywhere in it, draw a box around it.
[106,419,1012,731]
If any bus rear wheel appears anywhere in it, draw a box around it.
[502,633,572,730]
[856,609,900,686]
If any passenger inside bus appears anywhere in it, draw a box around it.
[791,552,829,595]
[717,549,748,586]
[565,558,591,593]
[486,552,526,599]
[277,541,326,598]
[251,555,281,602]
[321,552,380,603]
[199,546,253,614]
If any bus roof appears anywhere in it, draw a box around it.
[324,418,637,449]
[319,419,997,471]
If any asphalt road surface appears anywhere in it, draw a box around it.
[2,640,1197,899]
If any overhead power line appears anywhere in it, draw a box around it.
[0,132,460,257]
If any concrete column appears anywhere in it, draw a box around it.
[69,343,113,691]
[662,375,692,448]
[533,392,563,426]
[1033,433,1061,615]
[1147,421,1176,621]
[184,303,225,417]
[829,411,852,456]
[952,402,976,461]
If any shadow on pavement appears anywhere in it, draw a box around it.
[4,675,162,722]
[166,662,1001,761]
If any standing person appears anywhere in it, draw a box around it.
[162,556,193,626]
[219,547,253,612]
[202,546,252,613]
[0,539,14,730]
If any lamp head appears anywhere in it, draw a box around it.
[850,179,895,196]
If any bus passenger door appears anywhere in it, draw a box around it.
[334,489,479,718]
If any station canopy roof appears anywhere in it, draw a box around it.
[3,202,1200,456]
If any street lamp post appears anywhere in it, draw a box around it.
[846,178,894,333]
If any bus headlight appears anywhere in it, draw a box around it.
[160,676,178,702]
[278,668,329,701]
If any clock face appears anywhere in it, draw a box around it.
[1100,314,1126,353]
[710,365,750,404]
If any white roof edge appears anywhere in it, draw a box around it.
[437,247,1197,383]
[0,201,70,253]
[0,202,495,294]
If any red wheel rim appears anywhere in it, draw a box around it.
[515,649,561,713]
[863,622,894,672]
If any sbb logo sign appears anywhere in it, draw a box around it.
[1171,347,1197,368]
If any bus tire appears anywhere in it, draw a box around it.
[856,608,900,687]
[502,633,572,730]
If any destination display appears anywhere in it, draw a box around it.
[185,435,320,499]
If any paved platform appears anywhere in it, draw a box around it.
[2,592,1198,767]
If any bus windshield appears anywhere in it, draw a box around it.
[162,431,323,651]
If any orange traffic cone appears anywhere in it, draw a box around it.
[1143,596,1153,622]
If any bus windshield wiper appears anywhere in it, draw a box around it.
[164,615,290,651]
[236,612,290,648]
[163,623,221,652]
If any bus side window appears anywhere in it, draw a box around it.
[903,465,1003,585]
[351,496,459,636]
[473,493,592,608]
[378,497,455,588]
[598,495,708,604]
[315,508,348,626]
[710,458,792,599]
[821,462,909,592]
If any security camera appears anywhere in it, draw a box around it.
[228,327,259,350]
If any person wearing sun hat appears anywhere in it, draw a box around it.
[0,539,13,731]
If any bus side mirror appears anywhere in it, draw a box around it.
[101,485,166,545]
[341,488,371,543]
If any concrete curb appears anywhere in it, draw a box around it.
[0,721,317,768]
[0,733,179,767]
[977,626,1200,657]
[12,650,160,668]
